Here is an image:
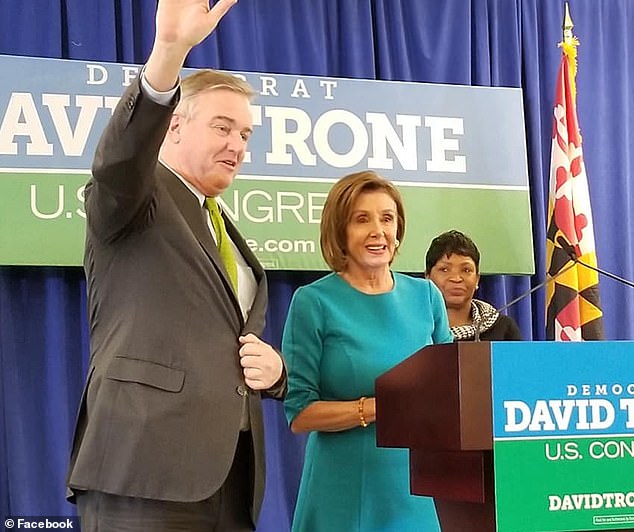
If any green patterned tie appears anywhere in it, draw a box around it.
[205,197,238,295]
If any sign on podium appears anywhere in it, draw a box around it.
[376,341,634,532]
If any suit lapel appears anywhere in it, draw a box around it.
[224,216,263,281]
[159,165,243,321]
[224,216,268,334]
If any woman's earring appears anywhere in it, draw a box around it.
[395,239,400,248]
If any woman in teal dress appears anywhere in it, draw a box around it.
[283,171,453,532]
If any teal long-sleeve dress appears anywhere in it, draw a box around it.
[283,272,453,532]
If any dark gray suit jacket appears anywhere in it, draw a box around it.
[67,77,283,524]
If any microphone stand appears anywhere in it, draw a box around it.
[571,257,634,288]
[474,239,633,339]
[495,260,578,316]
[472,261,578,341]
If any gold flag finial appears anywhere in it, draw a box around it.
[563,2,574,45]
[558,1,579,102]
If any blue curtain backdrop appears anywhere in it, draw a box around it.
[1,1,633,529]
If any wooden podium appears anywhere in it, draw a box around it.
[375,342,496,532]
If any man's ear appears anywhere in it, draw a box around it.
[165,113,182,143]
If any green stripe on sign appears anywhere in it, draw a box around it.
[1,172,533,272]
[495,437,634,531]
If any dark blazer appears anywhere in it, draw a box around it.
[479,314,522,341]
[67,77,281,523]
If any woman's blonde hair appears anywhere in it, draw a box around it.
[320,170,405,272]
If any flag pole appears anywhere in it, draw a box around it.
[546,2,605,340]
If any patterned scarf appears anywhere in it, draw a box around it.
[450,298,499,341]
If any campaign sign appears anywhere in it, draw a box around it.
[0,54,533,271]
[492,341,634,531]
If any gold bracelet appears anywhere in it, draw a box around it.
[358,396,368,428]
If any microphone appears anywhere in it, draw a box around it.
[555,236,634,289]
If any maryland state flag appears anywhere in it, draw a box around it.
[545,6,604,341]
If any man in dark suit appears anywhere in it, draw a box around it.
[66,1,286,530]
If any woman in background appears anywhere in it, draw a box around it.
[425,229,522,341]
[282,171,452,532]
